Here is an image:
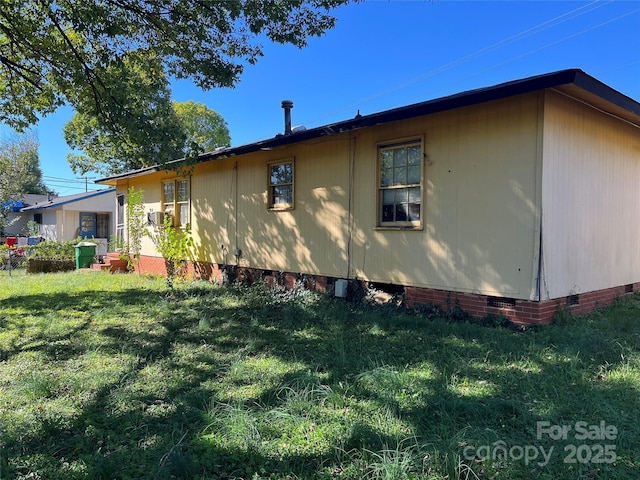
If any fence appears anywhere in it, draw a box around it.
[1,238,110,276]
[0,250,28,276]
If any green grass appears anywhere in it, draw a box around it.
[0,272,639,479]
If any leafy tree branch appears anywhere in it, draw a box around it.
[0,0,350,168]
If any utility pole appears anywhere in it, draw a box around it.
[76,176,97,192]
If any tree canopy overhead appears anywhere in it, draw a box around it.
[0,0,349,167]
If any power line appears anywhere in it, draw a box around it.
[409,5,640,104]
[44,181,101,189]
[302,0,621,126]
[42,175,91,185]
[41,175,103,194]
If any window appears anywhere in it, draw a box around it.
[79,212,97,238]
[115,194,125,244]
[96,213,109,238]
[163,178,190,226]
[378,139,423,227]
[268,159,294,210]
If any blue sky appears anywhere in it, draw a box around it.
[4,0,640,194]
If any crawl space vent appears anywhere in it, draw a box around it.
[566,294,580,307]
[487,297,517,309]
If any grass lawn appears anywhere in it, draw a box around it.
[0,272,638,479]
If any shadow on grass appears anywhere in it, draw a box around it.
[1,283,639,479]
[0,288,161,362]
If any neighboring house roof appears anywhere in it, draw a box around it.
[20,188,116,211]
[97,68,640,185]
[2,200,26,212]
[2,194,50,212]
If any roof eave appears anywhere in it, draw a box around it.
[19,188,115,211]
[96,69,640,184]
[96,166,161,186]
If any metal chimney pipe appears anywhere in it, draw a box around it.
[281,100,293,135]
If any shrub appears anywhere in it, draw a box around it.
[26,258,75,273]
[29,239,79,261]
[25,238,83,273]
[149,216,193,289]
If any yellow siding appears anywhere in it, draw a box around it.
[348,94,541,298]
[117,174,171,256]
[541,90,640,299]
[192,138,352,277]
[126,94,542,298]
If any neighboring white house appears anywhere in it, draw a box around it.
[19,189,116,257]
[2,194,50,237]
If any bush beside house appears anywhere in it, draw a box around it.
[26,239,79,273]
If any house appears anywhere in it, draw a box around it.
[2,194,50,237]
[97,69,640,325]
[19,188,116,257]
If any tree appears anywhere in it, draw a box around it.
[0,0,350,169]
[65,95,231,176]
[0,131,51,234]
[173,100,231,155]
[63,54,187,176]
[0,131,50,199]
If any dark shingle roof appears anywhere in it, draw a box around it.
[97,69,640,185]
[20,189,115,211]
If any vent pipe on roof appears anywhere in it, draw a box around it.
[281,100,293,135]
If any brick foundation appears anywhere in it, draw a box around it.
[134,255,638,325]
[134,256,336,293]
[405,282,640,325]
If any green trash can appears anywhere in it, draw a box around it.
[75,242,97,269]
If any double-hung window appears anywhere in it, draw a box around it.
[378,139,423,228]
[268,159,294,210]
[163,178,191,226]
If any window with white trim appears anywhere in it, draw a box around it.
[378,139,423,227]
[162,178,190,226]
[268,159,294,210]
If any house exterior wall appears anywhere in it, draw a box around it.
[25,192,116,242]
[61,194,114,214]
[123,172,188,256]
[128,93,542,300]
[541,90,640,300]
[211,138,352,279]
[348,94,541,299]
[40,211,58,240]
[60,210,79,240]
[3,212,28,236]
